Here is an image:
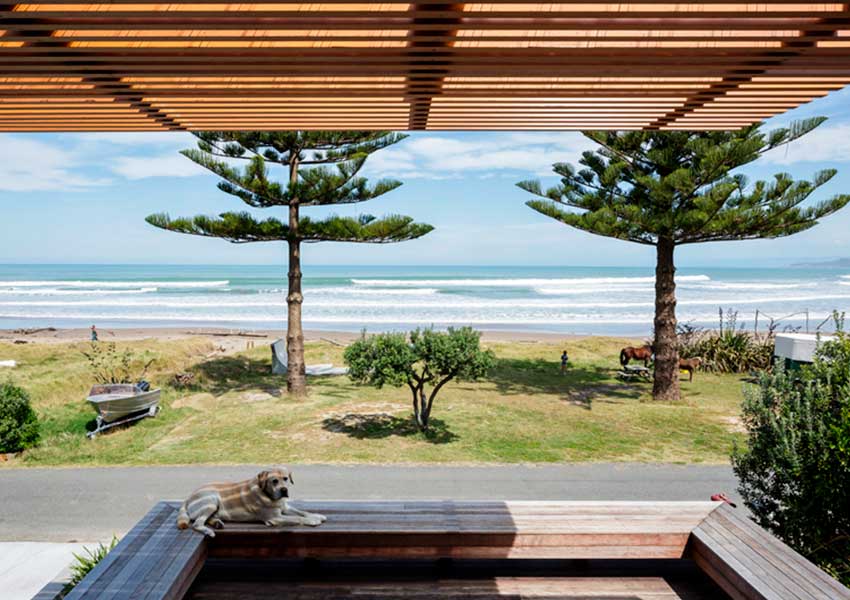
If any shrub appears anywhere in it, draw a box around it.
[81,342,155,384]
[0,381,40,453]
[678,309,774,373]
[345,327,495,430]
[66,536,119,591]
[732,320,850,585]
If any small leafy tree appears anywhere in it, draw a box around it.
[0,381,40,453]
[345,327,495,430]
[732,315,850,584]
[518,119,850,402]
[146,132,433,396]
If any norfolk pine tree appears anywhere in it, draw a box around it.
[518,118,850,402]
[146,132,433,396]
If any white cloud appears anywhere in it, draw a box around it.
[364,132,595,180]
[762,123,850,165]
[0,130,594,191]
[0,132,206,191]
[74,131,196,147]
[112,153,207,180]
[0,135,111,192]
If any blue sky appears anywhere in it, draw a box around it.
[2,87,850,267]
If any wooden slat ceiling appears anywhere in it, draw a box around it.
[1,1,849,131]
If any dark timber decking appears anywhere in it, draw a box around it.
[62,500,850,600]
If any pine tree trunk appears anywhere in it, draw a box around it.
[652,237,680,402]
[286,157,307,396]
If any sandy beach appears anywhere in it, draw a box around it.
[0,326,593,351]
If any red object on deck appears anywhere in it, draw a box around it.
[711,493,737,508]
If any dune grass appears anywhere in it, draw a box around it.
[0,335,748,466]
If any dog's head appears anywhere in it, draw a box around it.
[257,467,293,501]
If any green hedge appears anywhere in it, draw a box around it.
[0,381,40,453]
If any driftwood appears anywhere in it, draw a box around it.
[12,327,57,335]
[183,331,268,338]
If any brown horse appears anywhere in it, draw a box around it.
[679,357,702,382]
[620,344,653,367]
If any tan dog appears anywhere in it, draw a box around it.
[176,467,326,537]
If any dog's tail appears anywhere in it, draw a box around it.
[176,502,191,530]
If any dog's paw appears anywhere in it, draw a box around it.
[302,515,323,527]
[210,519,225,530]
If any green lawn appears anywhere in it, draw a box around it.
[1,336,748,466]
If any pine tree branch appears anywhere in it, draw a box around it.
[523,119,848,249]
[145,212,289,243]
[300,214,434,244]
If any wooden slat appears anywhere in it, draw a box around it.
[207,500,717,560]
[687,504,850,600]
[64,501,207,600]
[186,575,722,599]
[64,500,849,599]
[0,1,848,130]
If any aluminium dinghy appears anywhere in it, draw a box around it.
[86,382,160,438]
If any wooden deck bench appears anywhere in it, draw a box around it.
[62,500,849,600]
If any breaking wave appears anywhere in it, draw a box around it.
[0,280,229,289]
[0,287,158,296]
[351,275,710,287]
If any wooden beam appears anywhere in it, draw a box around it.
[1,2,849,131]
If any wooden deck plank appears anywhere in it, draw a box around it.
[98,507,191,600]
[208,501,717,561]
[64,501,169,598]
[714,505,850,600]
[65,500,846,599]
[695,519,806,600]
[688,504,850,600]
[704,512,828,600]
[65,502,206,600]
[186,575,722,599]
[140,531,208,600]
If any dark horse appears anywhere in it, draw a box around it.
[620,344,653,367]
[679,357,702,382]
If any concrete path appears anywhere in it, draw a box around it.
[0,464,740,542]
[0,542,90,600]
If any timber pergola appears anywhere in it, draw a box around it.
[1,1,850,132]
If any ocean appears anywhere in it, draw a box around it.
[0,264,847,336]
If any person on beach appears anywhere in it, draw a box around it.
[560,350,569,374]
[91,325,98,342]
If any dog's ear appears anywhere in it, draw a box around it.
[257,470,270,488]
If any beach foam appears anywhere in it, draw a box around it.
[0,287,158,296]
[351,275,710,287]
[0,266,845,334]
[0,280,228,289]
